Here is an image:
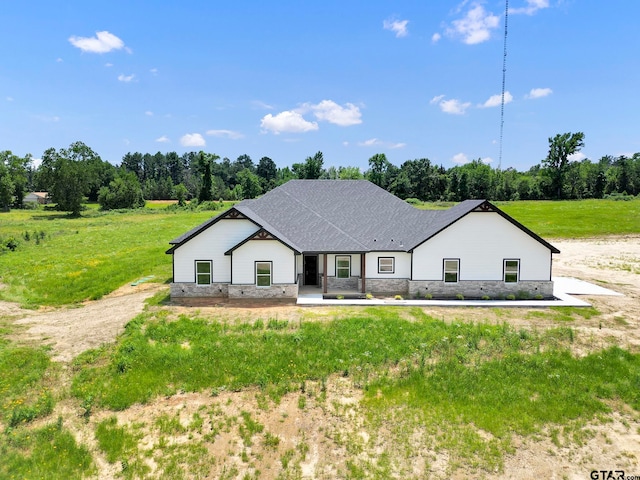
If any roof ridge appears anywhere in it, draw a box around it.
[279,187,370,251]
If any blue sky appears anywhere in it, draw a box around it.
[2,1,639,171]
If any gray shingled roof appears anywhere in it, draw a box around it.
[168,180,559,254]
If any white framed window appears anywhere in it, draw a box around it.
[195,260,212,285]
[256,261,272,287]
[504,259,520,283]
[378,257,395,274]
[443,259,459,283]
[336,256,351,279]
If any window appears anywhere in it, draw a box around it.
[378,257,395,274]
[336,256,351,279]
[195,260,212,285]
[504,259,519,283]
[256,261,272,287]
[443,259,459,283]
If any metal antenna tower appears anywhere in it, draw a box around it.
[499,0,509,170]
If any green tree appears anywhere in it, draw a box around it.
[198,152,214,202]
[0,151,31,208]
[236,168,263,199]
[51,157,86,215]
[256,156,277,190]
[98,171,145,210]
[0,162,14,210]
[542,132,585,199]
[173,183,188,206]
[338,166,363,179]
[302,151,325,179]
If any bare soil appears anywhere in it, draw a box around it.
[2,235,639,479]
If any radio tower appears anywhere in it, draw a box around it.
[498,0,509,170]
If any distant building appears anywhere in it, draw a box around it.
[23,192,50,205]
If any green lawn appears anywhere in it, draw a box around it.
[0,207,214,307]
[417,198,640,238]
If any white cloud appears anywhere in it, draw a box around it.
[252,100,274,110]
[260,111,319,134]
[150,68,158,75]
[118,73,135,82]
[431,32,442,43]
[357,138,406,149]
[56,58,63,63]
[105,62,113,67]
[383,18,409,38]
[305,100,362,126]
[481,156,493,164]
[510,0,549,15]
[480,91,513,108]
[69,31,127,54]
[526,87,553,99]
[431,95,471,115]
[180,133,206,147]
[145,111,153,116]
[568,152,586,162]
[452,153,469,164]
[156,136,170,143]
[446,3,500,44]
[6,96,13,102]
[206,129,244,140]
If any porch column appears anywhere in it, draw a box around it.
[361,253,366,293]
[323,254,328,294]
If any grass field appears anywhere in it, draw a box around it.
[0,199,639,477]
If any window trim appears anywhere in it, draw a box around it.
[195,260,212,286]
[378,256,395,274]
[255,261,272,288]
[443,258,460,283]
[335,255,351,279]
[503,258,520,283]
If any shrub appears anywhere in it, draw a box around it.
[394,295,403,300]
[534,294,544,300]
[424,293,433,300]
[482,295,490,300]
[455,293,464,300]
[506,294,516,300]
[405,198,420,205]
[365,293,373,300]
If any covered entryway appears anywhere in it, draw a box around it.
[303,255,318,286]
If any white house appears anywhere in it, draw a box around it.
[23,192,50,205]
[167,180,559,301]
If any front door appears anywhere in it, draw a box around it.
[304,255,318,285]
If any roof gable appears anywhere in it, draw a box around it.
[168,181,559,255]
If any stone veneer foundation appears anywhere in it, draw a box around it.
[408,280,554,299]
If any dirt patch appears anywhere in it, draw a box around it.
[11,283,163,362]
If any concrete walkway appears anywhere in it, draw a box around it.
[296,277,622,307]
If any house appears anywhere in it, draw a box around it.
[167,180,559,301]
[23,192,50,205]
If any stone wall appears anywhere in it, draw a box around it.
[360,278,409,295]
[170,283,228,298]
[326,276,359,290]
[408,280,554,299]
[228,284,298,299]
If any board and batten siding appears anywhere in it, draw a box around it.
[365,252,411,278]
[412,212,552,281]
[231,240,296,284]
[172,219,259,283]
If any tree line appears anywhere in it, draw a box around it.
[1,132,639,214]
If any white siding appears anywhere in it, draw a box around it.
[231,240,296,284]
[325,254,361,277]
[365,252,411,278]
[172,219,258,283]
[412,212,552,281]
